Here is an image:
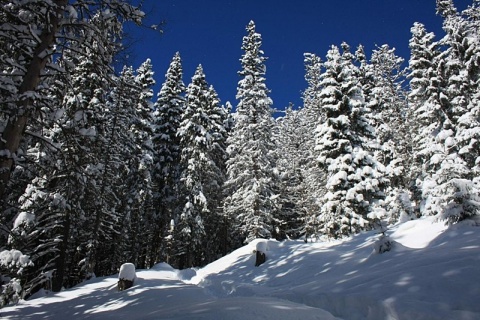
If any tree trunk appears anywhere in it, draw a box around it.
[0,0,68,202]
[52,209,71,292]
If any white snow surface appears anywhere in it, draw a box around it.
[2,217,480,320]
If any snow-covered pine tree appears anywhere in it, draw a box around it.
[104,61,155,272]
[406,1,480,223]
[315,43,388,238]
[296,53,326,241]
[407,22,447,218]
[224,21,280,245]
[1,1,146,299]
[175,66,228,268]
[439,1,480,179]
[0,0,144,203]
[203,85,229,260]
[365,45,413,223]
[151,52,186,264]
[422,0,480,222]
[275,105,309,240]
[130,59,156,268]
[175,65,211,268]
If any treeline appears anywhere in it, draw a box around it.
[1,0,479,306]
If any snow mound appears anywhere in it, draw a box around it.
[118,263,136,281]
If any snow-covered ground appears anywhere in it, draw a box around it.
[2,216,480,320]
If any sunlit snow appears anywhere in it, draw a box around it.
[2,217,479,320]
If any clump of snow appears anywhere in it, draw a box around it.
[118,263,136,281]
[12,212,35,230]
[255,239,268,253]
[0,249,33,269]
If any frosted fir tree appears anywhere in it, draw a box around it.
[438,1,480,179]
[0,0,145,202]
[366,45,413,223]
[203,85,229,258]
[175,65,212,267]
[131,59,157,268]
[174,66,228,267]
[407,1,480,223]
[151,52,186,263]
[224,21,280,245]
[407,22,445,213]
[296,53,327,240]
[315,43,388,238]
[107,62,156,271]
[422,0,480,222]
[275,106,313,240]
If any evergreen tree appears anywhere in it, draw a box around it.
[175,65,210,268]
[1,2,145,300]
[315,43,387,238]
[407,22,446,217]
[203,85,229,259]
[297,54,326,240]
[275,106,310,240]
[0,0,144,202]
[224,21,279,245]
[423,0,480,222]
[366,45,413,222]
[151,52,186,265]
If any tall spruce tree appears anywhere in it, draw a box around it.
[175,65,211,268]
[151,52,186,265]
[275,106,309,240]
[315,43,387,238]
[297,53,326,240]
[224,21,280,245]
[425,0,480,222]
[365,45,413,222]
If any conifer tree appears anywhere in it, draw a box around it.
[366,45,413,222]
[175,65,210,268]
[151,52,186,264]
[224,21,279,245]
[315,43,387,238]
[203,85,229,259]
[1,2,145,299]
[407,22,446,216]
[297,54,326,240]
[275,106,309,240]
[421,0,480,222]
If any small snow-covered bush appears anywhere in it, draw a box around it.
[440,179,480,224]
[0,278,23,307]
[374,234,394,254]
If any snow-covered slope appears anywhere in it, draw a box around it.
[2,217,479,320]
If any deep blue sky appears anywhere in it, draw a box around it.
[128,0,470,110]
